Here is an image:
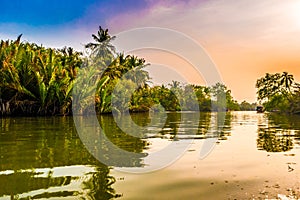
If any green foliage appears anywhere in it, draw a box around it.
[0,27,242,116]
[0,35,82,115]
[112,79,136,113]
[256,72,300,113]
[210,83,240,111]
[290,89,300,114]
[239,101,256,111]
[146,82,240,112]
[256,72,295,101]
[263,94,290,112]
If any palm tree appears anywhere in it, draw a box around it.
[168,80,181,89]
[280,71,294,93]
[104,53,128,79]
[256,72,299,113]
[85,26,116,67]
[58,47,82,79]
[0,34,86,115]
[123,55,150,88]
[85,26,115,50]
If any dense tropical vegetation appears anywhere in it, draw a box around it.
[0,34,82,115]
[0,26,250,116]
[256,72,300,114]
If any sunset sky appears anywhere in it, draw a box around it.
[1,0,300,102]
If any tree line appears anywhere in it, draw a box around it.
[0,27,254,116]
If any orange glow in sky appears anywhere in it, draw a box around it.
[108,0,300,102]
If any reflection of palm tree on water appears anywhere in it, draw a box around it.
[0,166,120,200]
[82,166,122,200]
[256,113,300,152]
[0,117,122,200]
[257,128,293,152]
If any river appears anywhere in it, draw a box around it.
[0,111,299,199]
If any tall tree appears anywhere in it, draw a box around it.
[85,26,116,67]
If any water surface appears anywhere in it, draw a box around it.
[0,111,299,199]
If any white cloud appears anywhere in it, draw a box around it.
[106,0,300,102]
[108,0,300,49]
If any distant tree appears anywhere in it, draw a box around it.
[210,83,239,111]
[240,101,256,111]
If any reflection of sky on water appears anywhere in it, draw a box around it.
[7,165,96,200]
[0,112,300,199]
[112,111,300,199]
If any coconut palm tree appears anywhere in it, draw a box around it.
[85,26,115,50]
[280,71,294,93]
[85,26,116,67]
[123,55,150,88]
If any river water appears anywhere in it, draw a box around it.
[0,111,299,199]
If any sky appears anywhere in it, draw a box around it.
[1,0,300,102]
